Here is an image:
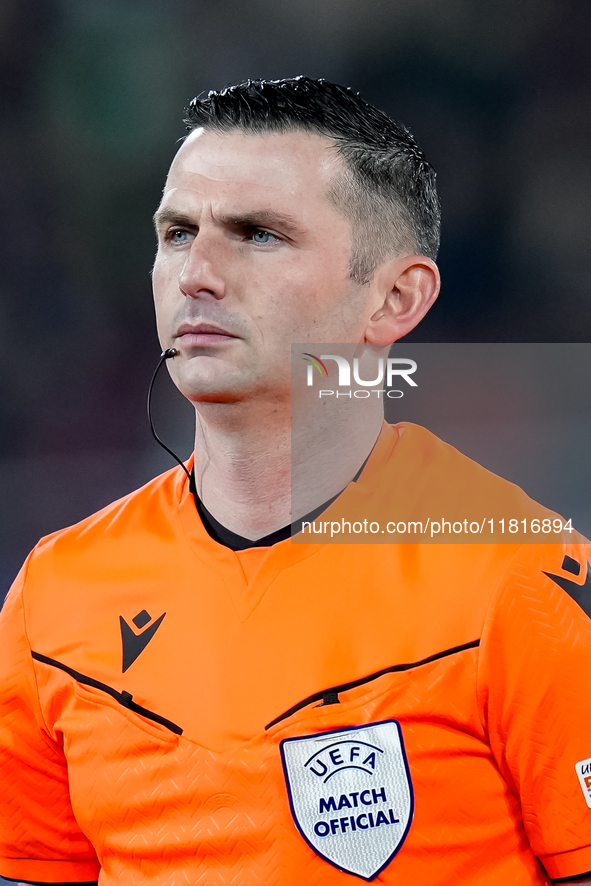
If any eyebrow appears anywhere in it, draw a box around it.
[152,208,196,231]
[153,206,306,238]
[217,210,306,238]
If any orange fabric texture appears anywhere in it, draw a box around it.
[0,423,590,884]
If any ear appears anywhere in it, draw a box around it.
[363,255,440,344]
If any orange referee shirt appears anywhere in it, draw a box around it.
[1,422,591,884]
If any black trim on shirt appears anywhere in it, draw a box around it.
[194,493,293,550]
[31,652,183,735]
[0,879,97,885]
[265,639,481,730]
[551,872,591,883]
[0,874,98,886]
[192,453,371,551]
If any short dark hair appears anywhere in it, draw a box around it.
[184,76,440,283]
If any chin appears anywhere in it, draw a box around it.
[175,367,253,404]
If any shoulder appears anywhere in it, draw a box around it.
[18,464,190,597]
[392,422,527,496]
[490,537,591,621]
[389,422,571,523]
[375,422,589,595]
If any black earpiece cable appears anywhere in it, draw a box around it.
[147,348,192,484]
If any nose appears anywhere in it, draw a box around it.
[178,233,226,300]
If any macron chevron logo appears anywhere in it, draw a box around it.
[543,555,591,619]
[120,609,166,672]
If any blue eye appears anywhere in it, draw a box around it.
[251,230,276,244]
[169,229,191,245]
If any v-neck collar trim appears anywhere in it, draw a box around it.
[175,422,400,621]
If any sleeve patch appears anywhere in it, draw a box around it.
[575,759,591,808]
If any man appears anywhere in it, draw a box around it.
[0,77,590,885]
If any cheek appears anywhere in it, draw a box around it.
[152,258,177,326]
[267,256,344,310]
[152,253,171,295]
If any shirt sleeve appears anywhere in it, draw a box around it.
[0,558,100,884]
[478,541,591,882]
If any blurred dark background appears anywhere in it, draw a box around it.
[1,0,591,600]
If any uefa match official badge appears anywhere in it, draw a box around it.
[575,758,591,808]
[280,720,413,880]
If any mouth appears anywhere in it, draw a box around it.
[174,322,240,347]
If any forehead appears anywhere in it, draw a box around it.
[161,128,343,216]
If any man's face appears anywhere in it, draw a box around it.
[152,128,379,405]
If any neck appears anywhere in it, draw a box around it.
[192,395,384,540]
